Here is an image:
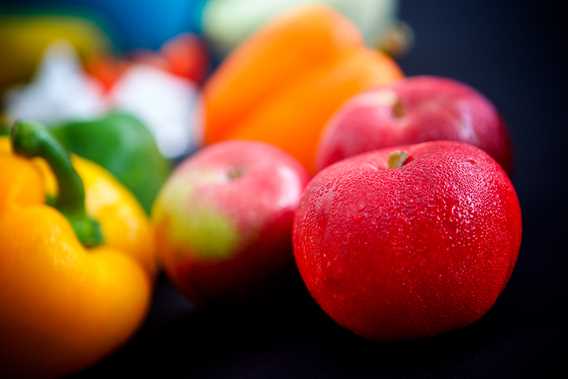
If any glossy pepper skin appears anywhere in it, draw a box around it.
[0,122,155,378]
[50,111,171,214]
[203,4,403,173]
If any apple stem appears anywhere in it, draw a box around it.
[388,151,409,169]
[226,166,244,180]
[392,99,405,118]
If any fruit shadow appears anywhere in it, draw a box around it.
[71,263,533,378]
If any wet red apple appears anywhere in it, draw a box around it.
[153,141,308,303]
[295,141,522,340]
[317,76,513,172]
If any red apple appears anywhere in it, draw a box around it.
[153,141,308,303]
[317,76,513,172]
[294,141,522,340]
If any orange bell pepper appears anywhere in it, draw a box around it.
[204,5,403,172]
[0,121,154,378]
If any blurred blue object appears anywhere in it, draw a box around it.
[1,0,207,51]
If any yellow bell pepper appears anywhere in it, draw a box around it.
[0,121,155,378]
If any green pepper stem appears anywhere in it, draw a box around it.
[10,120,103,248]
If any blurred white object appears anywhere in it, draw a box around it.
[109,65,201,158]
[328,0,397,45]
[5,42,201,159]
[6,42,106,123]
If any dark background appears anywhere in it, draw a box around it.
[71,1,567,378]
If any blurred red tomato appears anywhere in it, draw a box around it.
[85,56,129,93]
[162,34,208,83]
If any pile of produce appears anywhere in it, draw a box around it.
[0,3,521,378]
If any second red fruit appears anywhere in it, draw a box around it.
[317,76,513,172]
[153,141,308,303]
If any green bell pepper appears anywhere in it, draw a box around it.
[50,111,170,214]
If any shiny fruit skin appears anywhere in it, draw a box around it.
[154,141,308,302]
[295,141,522,340]
[317,76,512,172]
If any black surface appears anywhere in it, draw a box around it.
[71,1,567,378]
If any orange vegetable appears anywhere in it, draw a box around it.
[204,5,403,172]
